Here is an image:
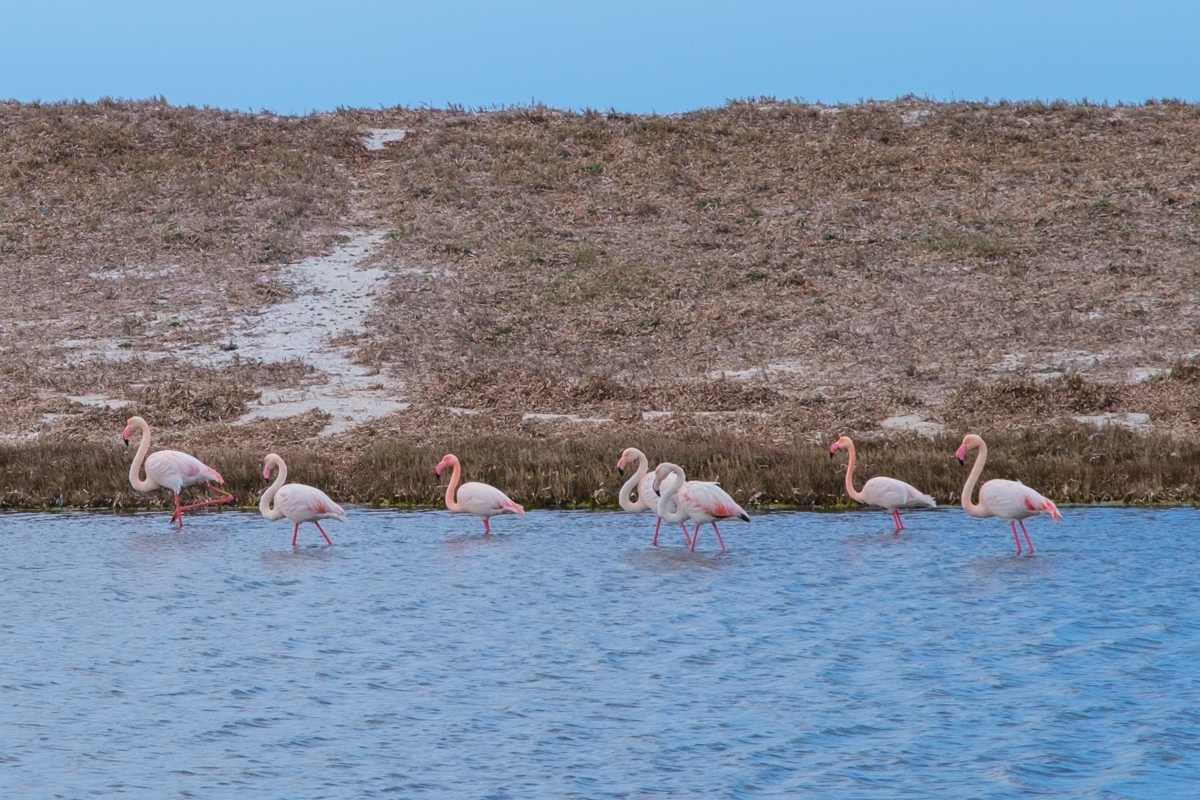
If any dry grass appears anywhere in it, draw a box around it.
[4,98,1200,508]
[339,98,1200,436]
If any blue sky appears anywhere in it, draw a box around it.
[4,1,1198,114]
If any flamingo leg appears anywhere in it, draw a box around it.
[1010,521,1022,555]
[1019,520,1034,554]
[482,518,491,535]
[314,521,333,545]
[891,508,904,533]
[292,523,300,547]
[711,522,726,551]
[690,523,701,552]
[177,484,234,514]
[681,523,693,547]
[652,517,662,547]
[171,492,183,525]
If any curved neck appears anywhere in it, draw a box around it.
[841,441,866,502]
[260,459,287,520]
[961,441,988,516]
[656,465,689,523]
[618,450,649,511]
[444,459,462,511]
[127,418,156,491]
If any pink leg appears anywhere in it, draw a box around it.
[292,523,300,546]
[177,484,234,514]
[680,524,693,547]
[652,517,662,547]
[891,509,904,533]
[690,523,700,552]
[171,492,182,525]
[1019,520,1034,554]
[1010,521,1022,555]
[314,521,333,545]
[482,518,491,534]
[711,522,726,551]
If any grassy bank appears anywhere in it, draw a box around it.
[3,426,1198,512]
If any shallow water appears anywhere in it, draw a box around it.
[1,506,1198,798]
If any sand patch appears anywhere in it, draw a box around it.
[227,230,408,435]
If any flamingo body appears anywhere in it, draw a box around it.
[260,454,344,545]
[957,433,1061,554]
[859,476,936,511]
[436,454,524,534]
[455,481,525,520]
[143,449,224,495]
[654,463,750,551]
[123,416,232,525]
[977,478,1061,522]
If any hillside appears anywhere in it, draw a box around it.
[2,97,1199,508]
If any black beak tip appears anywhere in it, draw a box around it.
[617,467,624,476]
[829,451,834,459]
[123,438,129,446]
[958,458,964,466]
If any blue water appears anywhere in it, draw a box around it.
[1,506,1198,798]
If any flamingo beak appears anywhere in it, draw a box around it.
[123,438,129,447]
[435,463,444,477]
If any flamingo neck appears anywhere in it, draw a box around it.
[127,418,157,492]
[444,459,462,512]
[656,465,689,524]
[260,458,287,520]
[961,441,988,517]
[618,449,649,512]
[842,441,866,502]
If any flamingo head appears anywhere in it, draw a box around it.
[435,453,457,477]
[829,436,852,459]
[617,448,632,475]
[956,434,983,465]
[121,418,135,445]
[262,454,281,480]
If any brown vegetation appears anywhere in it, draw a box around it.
[3,425,1198,511]
[3,98,1200,509]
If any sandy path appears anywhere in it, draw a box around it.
[230,230,408,435]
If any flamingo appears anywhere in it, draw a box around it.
[122,415,233,525]
[259,453,345,546]
[830,436,935,532]
[957,433,1062,555]
[436,453,525,533]
[653,462,750,551]
[617,447,692,546]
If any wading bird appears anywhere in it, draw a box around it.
[259,453,345,546]
[436,453,524,533]
[830,436,935,532]
[617,447,692,546]
[957,433,1061,555]
[653,462,750,552]
[122,416,232,525]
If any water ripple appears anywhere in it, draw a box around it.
[0,506,1198,797]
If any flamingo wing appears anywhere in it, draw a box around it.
[980,479,1061,521]
[145,449,221,493]
[678,481,751,523]
[861,476,936,510]
[275,483,346,524]
[457,482,525,518]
